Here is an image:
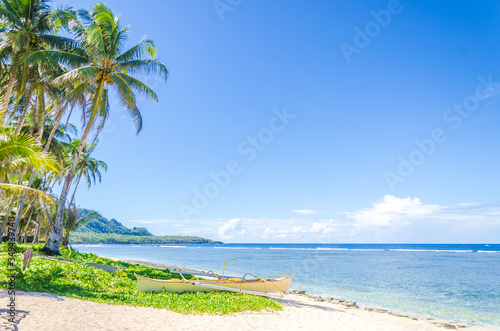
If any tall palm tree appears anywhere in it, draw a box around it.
[68,139,107,207]
[0,0,75,123]
[28,3,168,254]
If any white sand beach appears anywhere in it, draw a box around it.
[1,290,491,331]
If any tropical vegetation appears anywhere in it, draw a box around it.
[0,0,168,254]
[0,243,282,314]
[70,232,223,244]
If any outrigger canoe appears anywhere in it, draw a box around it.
[135,273,293,297]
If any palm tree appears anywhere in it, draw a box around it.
[0,131,59,238]
[68,139,107,207]
[0,0,76,123]
[29,3,168,255]
[62,202,99,248]
[0,131,59,178]
[0,1,79,237]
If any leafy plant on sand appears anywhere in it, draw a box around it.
[0,244,283,314]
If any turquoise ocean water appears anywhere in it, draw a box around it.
[73,243,500,328]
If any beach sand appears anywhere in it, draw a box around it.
[1,290,491,331]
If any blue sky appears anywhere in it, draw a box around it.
[56,0,500,243]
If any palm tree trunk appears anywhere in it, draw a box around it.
[42,80,105,255]
[13,88,66,239]
[15,204,33,241]
[0,87,35,242]
[14,86,34,135]
[32,223,39,243]
[50,177,58,191]
[19,210,32,244]
[11,100,68,227]
[69,172,84,208]
[45,102,68,150]
[0,62,19,124]
[0,172,26,241]
[12,88,46,237]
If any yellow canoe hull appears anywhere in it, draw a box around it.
[135,274,293,294]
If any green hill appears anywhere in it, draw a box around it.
[70,209,222,244]
[75,209,153,236]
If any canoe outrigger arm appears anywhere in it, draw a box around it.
[176,270,286,297]
[189,281,284,298]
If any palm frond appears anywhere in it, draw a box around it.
[118,59,168,81]
[0,133,60,173]
[116,36,155,62]
[0,183,55,204]
[115,72,158,103]
[0,1,23,28]
[23,49,90,67]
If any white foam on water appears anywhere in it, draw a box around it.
[269,247,315,250]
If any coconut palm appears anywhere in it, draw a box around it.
[27,3,168,254]
[68,139,107,207]
[0,0,76,123]
[62,202,99,248]
[0,131,59,239]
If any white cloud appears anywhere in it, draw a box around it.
[218,218,246,239]
[260,221,337,241]
[346,195,441,226]
[125,197,500,243]
[293,209,321,215]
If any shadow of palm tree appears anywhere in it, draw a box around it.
[0,308,29,331]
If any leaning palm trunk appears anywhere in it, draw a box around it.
[68,172,84,208]
[42,128,92,253]
[20,211,33,244]
[32,223,39,243]
[45,102,68,149]
[12,92,47,237]
[42,84,103,255]
[0,174,25,240]
[0,62,19,124]
[0,88,35,241]
[12,86,53,234]
[14,87,35,135]
[13,94,67,240]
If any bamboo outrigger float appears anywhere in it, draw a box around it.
[135,272,293,297]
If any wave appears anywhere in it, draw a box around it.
[388,249,474,252]
[160,245,187,248]
[265,247,499,253]
[269,247,316,250]
[213,247,251,250]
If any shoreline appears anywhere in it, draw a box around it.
[2,290,493,331]
[110,257,491,330]
[1,253,495,330]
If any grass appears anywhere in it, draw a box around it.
[0,243,282,314]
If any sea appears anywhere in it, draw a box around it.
[72,243,500,328]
